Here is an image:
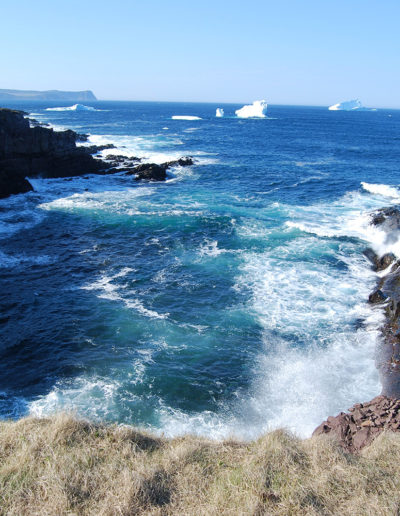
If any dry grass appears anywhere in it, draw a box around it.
[1,414,400,515]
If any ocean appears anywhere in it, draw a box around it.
[1,100,400,439]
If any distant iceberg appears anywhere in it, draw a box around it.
[216,108,224,118]
[46,104,97,112]
[171,115,202,120]
[328,99,370,111]
[235,100,268,118]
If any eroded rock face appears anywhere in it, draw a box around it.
[0,108,107,198]
[0,108,196,197]
[313,396,400,453]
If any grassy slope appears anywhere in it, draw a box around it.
[1,414,400,515]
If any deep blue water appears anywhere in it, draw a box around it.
[1,100,400,437]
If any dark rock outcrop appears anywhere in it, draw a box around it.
[130,163,168,182]
[0,108,196,198]
[0,108,109,197]
[123,156,194,182]
[313,396,400,453]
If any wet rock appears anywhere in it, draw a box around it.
[371,207,400,230]
[162,156,194,168]
[363,248,379,269]
[369,289,387,304]
[377,253,396,271]
[124,156,194,182]
[132,163,167,182]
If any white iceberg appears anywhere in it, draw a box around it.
[235,100,268,118]
[328,99,370,111]
[46,104,97,112]
[216,108,224,117]
[171,115,202,120]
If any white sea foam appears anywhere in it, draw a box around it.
[87,133,187,165]
[45,104,97,112]
[29,377,123,420]
[81,268,168,320]
[171,115,202,120]
[216,108,224,118]
[197,239,228,258]
[361,182,400,199]
[235,100,268,118]
[285,183,400,257]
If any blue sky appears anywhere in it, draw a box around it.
[1,0,399,107]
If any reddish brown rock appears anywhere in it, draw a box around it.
[313,395,400,453]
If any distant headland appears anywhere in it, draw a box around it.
[0,89,97,101]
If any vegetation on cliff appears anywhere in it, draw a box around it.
[1,414,400,515]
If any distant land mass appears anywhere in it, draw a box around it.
[0,89,97,101]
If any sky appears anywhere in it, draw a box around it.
[1,0,399,107]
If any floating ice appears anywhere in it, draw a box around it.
[328,99,371,111]
[216,108,224,118]
[171,115,202,120]
[235,100,268,118]
[46,104,97,112]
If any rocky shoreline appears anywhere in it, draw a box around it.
[3,106,400,454]
[314,206,400,452]
[0,107,194,199]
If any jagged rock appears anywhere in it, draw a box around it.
[313,395,400,453]
[81,144,115,155]
[132,164,167,182]
[124,156,194,182]
[369,289,387,304]
[377,253,396,271]
[363,248,396,272]
[363,248,379,269]
[0,108,117,197]
[0,108,196,196]
[162,156,194,168]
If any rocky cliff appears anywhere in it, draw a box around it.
[0,108,195,199]
[314,207,400,452]
[0,108,107,198]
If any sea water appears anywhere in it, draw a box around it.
[1,101,400,438]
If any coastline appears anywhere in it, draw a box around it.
[0,108,194,199]
[0,105,398,452]
[314,206,400,452]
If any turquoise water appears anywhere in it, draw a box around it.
[1,101,400,437]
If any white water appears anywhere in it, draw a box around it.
[46,104,97,112]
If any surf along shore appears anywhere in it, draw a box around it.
[2,107,400,514]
